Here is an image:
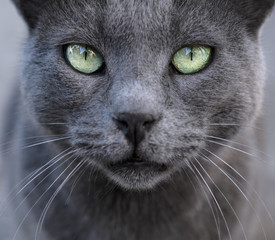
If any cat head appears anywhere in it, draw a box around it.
[12,0,274,190]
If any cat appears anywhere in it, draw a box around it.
[1,0,274,239]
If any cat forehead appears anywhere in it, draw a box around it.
[14,0,274,36]
[37,0,232,48]
[45,0,228,26]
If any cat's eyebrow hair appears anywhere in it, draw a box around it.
[171,18,238,47]
[174,36,222,50]
[53,35,102,48]
[38,25,104,49]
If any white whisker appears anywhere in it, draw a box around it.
[200,152,268,240]
[209,123,265,132]
[11,156,79,240]
[0,148,73,216]
[184,166,221,239]
[188,160,233,240]
[15,154,76,213]
[206,135,273,161]
[65,165,88,204]
[17,150,76,195]
[206,139,254,157]
[203,148,275,225]
[0,134,69,149]
[22,136,71,149]
[35,160,85,240]
[194,157,248,240]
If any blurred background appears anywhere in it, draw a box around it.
[0,0,274,239]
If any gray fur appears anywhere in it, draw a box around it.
[3,0,274,239]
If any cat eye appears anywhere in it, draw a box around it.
[172,45,212,74]
[65,44,104,74]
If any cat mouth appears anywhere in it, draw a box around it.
[107,155,168,172]
[108,160,168,172]
[102,155,170,189]
[107,156,168,172]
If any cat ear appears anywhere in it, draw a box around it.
[233,0,274,34]
[12,0,46,29]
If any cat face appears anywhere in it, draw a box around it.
[13,0,274,190]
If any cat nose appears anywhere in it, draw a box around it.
[113,113,159,146]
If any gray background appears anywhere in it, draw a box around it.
[0,0,274,239]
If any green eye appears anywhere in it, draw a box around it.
[65,44,104,74]
[172,45,212,74]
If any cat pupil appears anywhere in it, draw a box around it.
[85,50,88,60]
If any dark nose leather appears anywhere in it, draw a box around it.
[113,113,157,146]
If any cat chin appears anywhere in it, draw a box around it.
[100,162,172,190]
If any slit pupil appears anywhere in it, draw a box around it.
[85,50,88,60]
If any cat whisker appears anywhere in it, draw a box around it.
[187,160,233,240]
[193,157,249,240]
[15,153,76,213]
[97,177,118,202]
[205,135,273,160]
[182,168,198,194]
[11,156,79,240]
[21,136,72,149]
[65,164,88,204]
[17,150,76,195]
[205,139,256,157]
[35,159,85,240]
[0,133,70,149]
[0,120,67,142]
[39,122,66,125]
[200,152,269,239]
[0,148,73,216]
[1,136,72,155]
[202,149,275,226]
[88,164,97,198]
[209,123,266,132]
[184,165,221,239]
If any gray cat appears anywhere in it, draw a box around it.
[2,0,274,239]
